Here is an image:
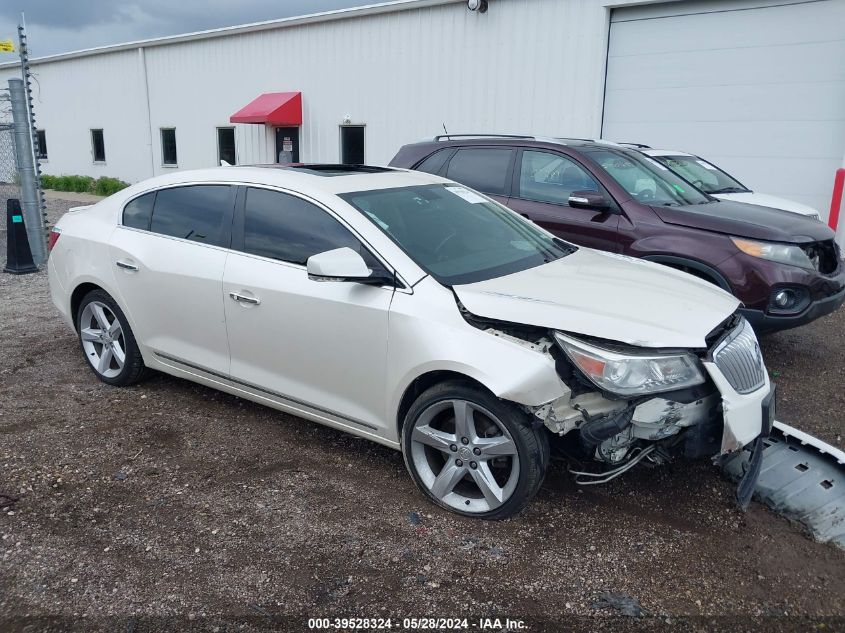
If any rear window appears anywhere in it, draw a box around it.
[122,192,155,230]
[416,149,453,175]
[445,148,514,196]
[150,185,234,247]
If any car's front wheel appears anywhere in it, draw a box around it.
[402,381,549,519]
[76,289,147,386]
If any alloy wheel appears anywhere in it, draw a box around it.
[409,399,520,513]
[79,301,126,379]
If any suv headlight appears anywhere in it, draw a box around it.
[554,333,705,397]
[731,237,815,270]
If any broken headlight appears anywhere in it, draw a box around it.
[554,333,705,397]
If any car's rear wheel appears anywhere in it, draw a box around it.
[77,289,147,386]
[402,381,549,519]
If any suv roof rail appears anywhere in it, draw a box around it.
[618,142,652,149]
[433,133,535,141]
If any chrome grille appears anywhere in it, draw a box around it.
[713,319,765,394]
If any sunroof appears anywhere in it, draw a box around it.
[280,164,395,176]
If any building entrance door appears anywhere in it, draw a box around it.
[275,127,300,164]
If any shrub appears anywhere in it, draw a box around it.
[93,176,129,196]
[39,173,129,196]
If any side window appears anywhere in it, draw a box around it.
[445,148,513,195]
[416,149,452,175]
[122,192,155,230]
[242,187,382,269]
[518,150,600,205]
[150,185,233,247]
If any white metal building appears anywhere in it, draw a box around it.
[1,0,843,221]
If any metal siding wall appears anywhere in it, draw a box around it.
[4,0,632,182]
[603,0,845,216]
[0,51,150,181]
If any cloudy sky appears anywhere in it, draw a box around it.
[0,0,371,58]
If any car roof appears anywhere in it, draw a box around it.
[414,134,627,150]
[640,149,695,158]
[120,164,451,199]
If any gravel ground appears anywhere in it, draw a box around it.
[1,198,844,632]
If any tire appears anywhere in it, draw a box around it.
[76,289,147,386]
[402,380,549,519]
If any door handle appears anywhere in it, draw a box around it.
[229,291,261,305]
[115,260,139,271]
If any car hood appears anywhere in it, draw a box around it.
[453,248,740,349]
[650,200,833,243]
[714,192,821,218]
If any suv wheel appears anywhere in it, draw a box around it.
[77,289,147,386]
[402,381,549,519]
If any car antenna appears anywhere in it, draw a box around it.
[442,123,450,140]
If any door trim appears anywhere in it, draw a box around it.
[153,350,380,432]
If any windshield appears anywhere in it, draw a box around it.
[581,147,711,206]
[340,184,575,285]
[651,155,749,194]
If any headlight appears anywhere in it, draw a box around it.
[731,237,814,270]
[554,333,705,397]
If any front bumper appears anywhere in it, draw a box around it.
[702,360,772,455]
[741,284,845,333]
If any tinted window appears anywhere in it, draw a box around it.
[36,130,47,160]
[91,129,105,162]
[217,127,236,165]
[150,185,233,247]
[342,184,575,286]
[243,187,380,268]
[161,128,177,166]
[518,151,600,205]
[123,192,155,230]
[445,148,513,195]
[416,149,452,175]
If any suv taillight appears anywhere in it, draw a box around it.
[47,227,61,252]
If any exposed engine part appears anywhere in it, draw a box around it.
[580,405,636,448]
[483,328,553,353]
[570,444,668,485]
[630,394,719,441]
[597,426,635,464]
[535,391,626,435]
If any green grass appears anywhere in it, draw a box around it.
[40,174,129,196]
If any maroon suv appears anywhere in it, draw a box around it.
[390,136,844,333]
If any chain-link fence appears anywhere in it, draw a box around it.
[0,123,21,263]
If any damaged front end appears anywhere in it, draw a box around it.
[527,314,773,507]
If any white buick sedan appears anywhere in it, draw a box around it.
[47,164,774,518]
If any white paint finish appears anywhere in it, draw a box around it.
[603,0,845,218]
[715,191,821,218]
[453,248,740,349]
[223,249,393,430]
[108,228,231,375]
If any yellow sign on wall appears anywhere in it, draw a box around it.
[0,40,14,53]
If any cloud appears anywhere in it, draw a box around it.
[0,0,367,57]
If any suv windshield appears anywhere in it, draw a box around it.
[341,184,575,285]
[581,147,711,206]
[650,155,750,195]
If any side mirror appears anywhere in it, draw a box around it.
[568,190,611,211]
[306,247,394,286]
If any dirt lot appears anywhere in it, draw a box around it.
[1,198,844,632]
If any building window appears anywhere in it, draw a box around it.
[35,130,47,160]
[91,129,105,163]
[161,128,177,166]
[340,125,365,164]
[217,127,236,165]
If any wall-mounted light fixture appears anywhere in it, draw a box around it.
[467,0,488,13]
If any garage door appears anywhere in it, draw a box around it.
[602,0,845,219]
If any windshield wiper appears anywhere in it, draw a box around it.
[708,186,749,194]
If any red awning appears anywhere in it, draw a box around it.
[229,92,302,126]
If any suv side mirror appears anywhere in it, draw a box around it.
[307,247,394,286]
[568,190,611,211]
